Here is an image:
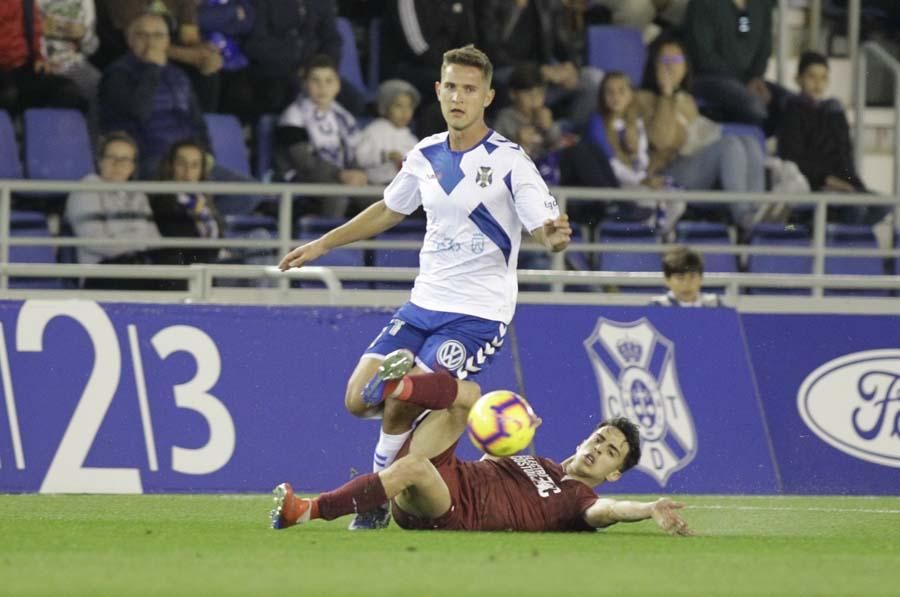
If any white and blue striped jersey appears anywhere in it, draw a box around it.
[383,130,559,323]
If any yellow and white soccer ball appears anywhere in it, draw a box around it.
[467,390,541,456]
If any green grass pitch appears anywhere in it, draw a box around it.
[1,494,899,596]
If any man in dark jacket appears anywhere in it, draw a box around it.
[99,12,209,178]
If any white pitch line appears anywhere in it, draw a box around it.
[690,504,900,515]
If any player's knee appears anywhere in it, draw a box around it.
[392,453,431,486]
[344,381,369,417]
[452,379,482,411]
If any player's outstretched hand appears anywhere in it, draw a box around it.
[278,240,328,271]
[650,498,694,536]
[542,214,572,252]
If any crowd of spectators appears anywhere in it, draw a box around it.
[0,0,893,280]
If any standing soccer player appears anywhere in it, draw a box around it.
[278,45,572,529]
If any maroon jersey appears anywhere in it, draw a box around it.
[393,448,599,532]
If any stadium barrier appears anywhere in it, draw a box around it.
[0,299,897,495]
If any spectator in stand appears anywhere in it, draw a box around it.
[239,0,364,122]
[0,0,88,115]
[493,62,564,184]
[597,72,657,191]
[477,0,603,127]
[590,0,688,39]
[151,138,224,271]
[64,131,165,290]
[682,0,785,135]
[650,246,723,307]
[637,35,763,235]
[381,0,478,106]
[37,0,101,117]
[274,54,368,217]
[93,0,223,111]
[777,51,892,241]
[356,80,420,185]
[197,0,253,115]
[98,12,209,178]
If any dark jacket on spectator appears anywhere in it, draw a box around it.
[382,0,478,69]
[99,54,209,176]
[777,95,865,191]
[682,0,772,82]
[198,0,255,36]
[476,0,579,68]
[243,0,341,78]
[150,194,223,265]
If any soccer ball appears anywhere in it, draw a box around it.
[467,390,541,456]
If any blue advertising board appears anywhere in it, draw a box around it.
[0,300,897,495]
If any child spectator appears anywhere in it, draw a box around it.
[597,71,657,190]
[493,62,563,183]
[355,79,420,185]
[151,139,224,268]
[65,132,163,286]
[275,54,368,217]
[650,246,723,307]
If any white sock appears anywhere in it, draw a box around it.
[372,428,412,473]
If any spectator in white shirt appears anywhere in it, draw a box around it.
[356,79,421,184]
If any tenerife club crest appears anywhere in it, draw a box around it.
[584,318,697,486]
[476,166,493,188]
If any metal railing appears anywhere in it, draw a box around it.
[1,179,898,303]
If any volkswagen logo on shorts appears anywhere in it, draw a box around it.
[436,340,467,371]
[584,317,697,487]
[798,349,900,468]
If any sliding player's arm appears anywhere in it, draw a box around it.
[278,200,405,270]
[583,497,694,536]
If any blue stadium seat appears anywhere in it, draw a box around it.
[336,17,373,101]
[24,109,93,180]
[0,110,22,179]
[585,26,646,85]
[224,214,278,237]
[747,223,812,295]
[9,210,63,288]
[676,221,738,273]
[597,220,661,293]
[367,18,382,97]
[372,218,426,289]
[825,223,889,296]
[204,113,251,177]
[295,216,366,288]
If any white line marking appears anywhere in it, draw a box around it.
[0,322,25,469]
[128,325,158,471]
[690,504,900,514]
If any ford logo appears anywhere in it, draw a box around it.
[797,350,900,468]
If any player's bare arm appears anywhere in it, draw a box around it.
[583,497,693,536]
[278,200,406,270]
[530,214,572,252]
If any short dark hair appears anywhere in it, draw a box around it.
[442,44,493,83]
[597,417,642,473]
[662,246,704,277]
[98,131,138,160]
[798,51,828,77]
[304,54,339,79]
[508,62,544,91]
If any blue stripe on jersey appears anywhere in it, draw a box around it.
[469,203,511,264]
[419,141,465,195]
[483,140,498,154]
[503,171,512,195]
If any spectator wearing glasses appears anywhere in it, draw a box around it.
[64,131,165,289]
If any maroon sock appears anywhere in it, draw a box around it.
[396,371,458,410]
[316,473,388,521]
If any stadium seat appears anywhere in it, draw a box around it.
[8,210,64,288]
[597,220,661,293]
[24,109,93,181]
[585,26,646,85]
[676,221,738,273]
[0,110,22,179]
[336,17,373,101]
[296,216,366,288]
[747,223,812,295]
[825,223,889,296]
[224,214,278,237]
[367,18,382,97]
[372,218,426,289]
[204,113,251,177]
